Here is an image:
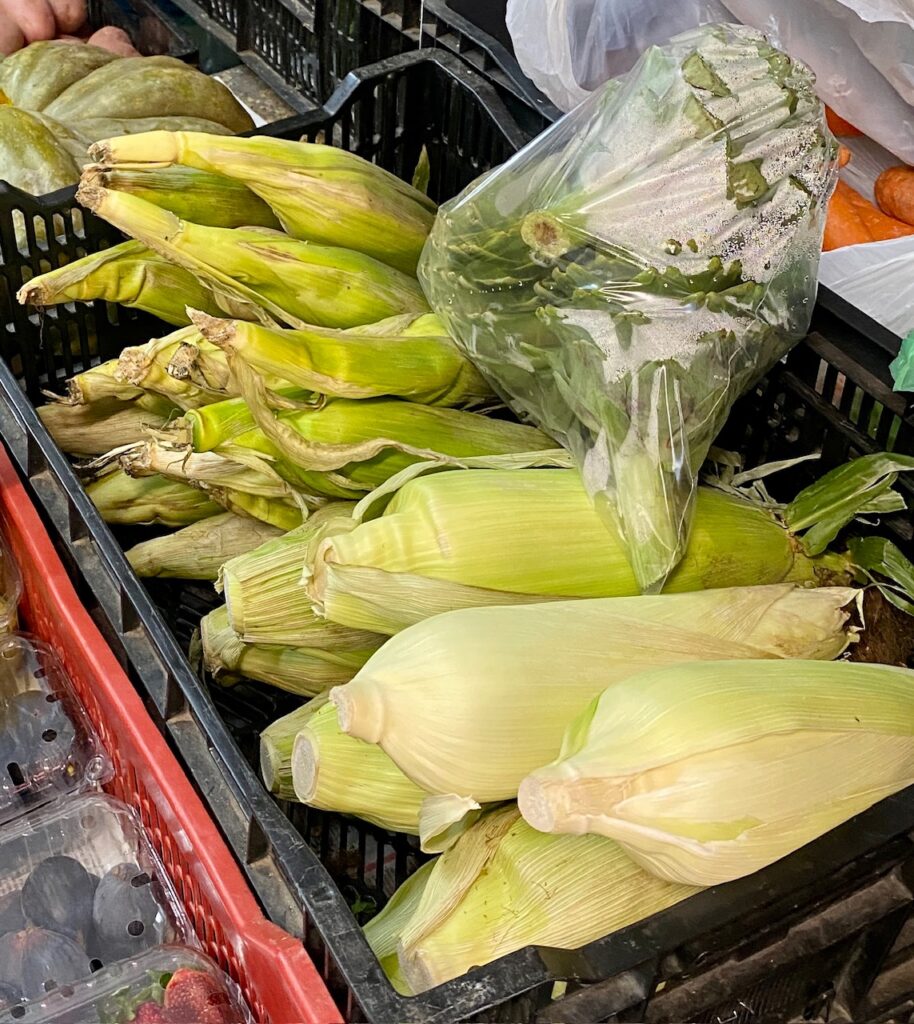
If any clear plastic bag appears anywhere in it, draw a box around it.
[420,23,838,592]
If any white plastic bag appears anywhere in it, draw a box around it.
[509,0,914,164]
[506,0,730,111]
[420,24,837,593]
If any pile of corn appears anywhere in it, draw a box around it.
[25,130,914,998]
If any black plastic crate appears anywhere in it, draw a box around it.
[165,0,559,127]
[3,44,914,1024]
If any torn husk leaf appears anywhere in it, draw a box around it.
[125,511,282,579]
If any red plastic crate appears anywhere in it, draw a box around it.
[0,442,341,1024]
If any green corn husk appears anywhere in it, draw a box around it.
[38,396,175,457]
[519,658,914,886]
[18,239,224,326]
[88,164,280,229]
[90,131,436,274]
[125,512,282,579]
[75,185,429,329]
[209,394,556,495]
[218,504,381,649]
[115,328,226,410]
[331,584,858,803]
[368,806,697,995]
[201,606,376,696]
[364,860,435,996]
[119,440,307,531]
[87,467,221,526]
[196,311,492,407]
[58,359,144,406]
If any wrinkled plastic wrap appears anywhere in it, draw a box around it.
[419,23,838,592]
[507,0,914,166]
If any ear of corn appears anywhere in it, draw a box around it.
[90,131,436,274]
[218,505,378,650]
[518,658,914,886]
[17,238,223,326]
[307,468,843,635]
[87,467,221,526]
[330,584,857,802]
[87,163,281,229]
[371,806,696,994]
[125,512,282,579]
[195,311,493,408]
[38,397,174,457]
[116,328,226,410]
[57,358,144,406]
[76,185,429,330]
[202,606,374,696]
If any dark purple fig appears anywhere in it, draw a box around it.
[22,856,95,943]
[0,927,91,999]
[0,892,25,938]
[91,863,166,963]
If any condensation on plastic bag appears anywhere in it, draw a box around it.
[419,23,838,593]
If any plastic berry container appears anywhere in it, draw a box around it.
[0,634,111,826]
[0,944,253,1023]
[0,794,195,1010]
[0,532,22,635]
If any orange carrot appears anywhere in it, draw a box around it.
[826,105,863,137]
[875,165,914,226]
[824,179,914,251]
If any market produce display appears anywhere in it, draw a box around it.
[0,42,252,200]
[13,22,914,1007]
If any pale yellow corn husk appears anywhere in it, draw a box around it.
[289,701,480,848]
[120,440,307,531]
[18,238,223,326]
[307,468,844,635]
[372,806,696,994]
[331,585,857,802]
[125,512,282,579]
[518,658,914,886]
[202,606,374,697]
[219,505,380,650]
[75,185,429,330]
[116,328,225,410]
[90,132,436,274]
[87,467,221,526]
[38,396,174,457]
[195,311,492,408]
[57,359,144,406]
[364,860,435,996]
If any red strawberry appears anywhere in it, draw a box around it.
[163,968,236,1024]
[133,1002,169,1024]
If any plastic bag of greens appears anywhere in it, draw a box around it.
[419,23,838,593]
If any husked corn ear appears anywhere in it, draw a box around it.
[196,311,492,407]
[202,606,375,696]
[87,163,281,229]
[91,131,436,274]
[369,806,696,994]
[308,468,842,635]
[18,239,223,326]
[330,585,857,802]
[38,396,174,457]
[76,185,429,329]
[518,659,914,886]
[126,512,282,579]
[219,505,380,650]
[87,467,221,526]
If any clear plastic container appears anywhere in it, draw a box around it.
[0,635,111,826]
[0,532,22,635]
[0,945,253,1023]
[0,794,196,1010]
